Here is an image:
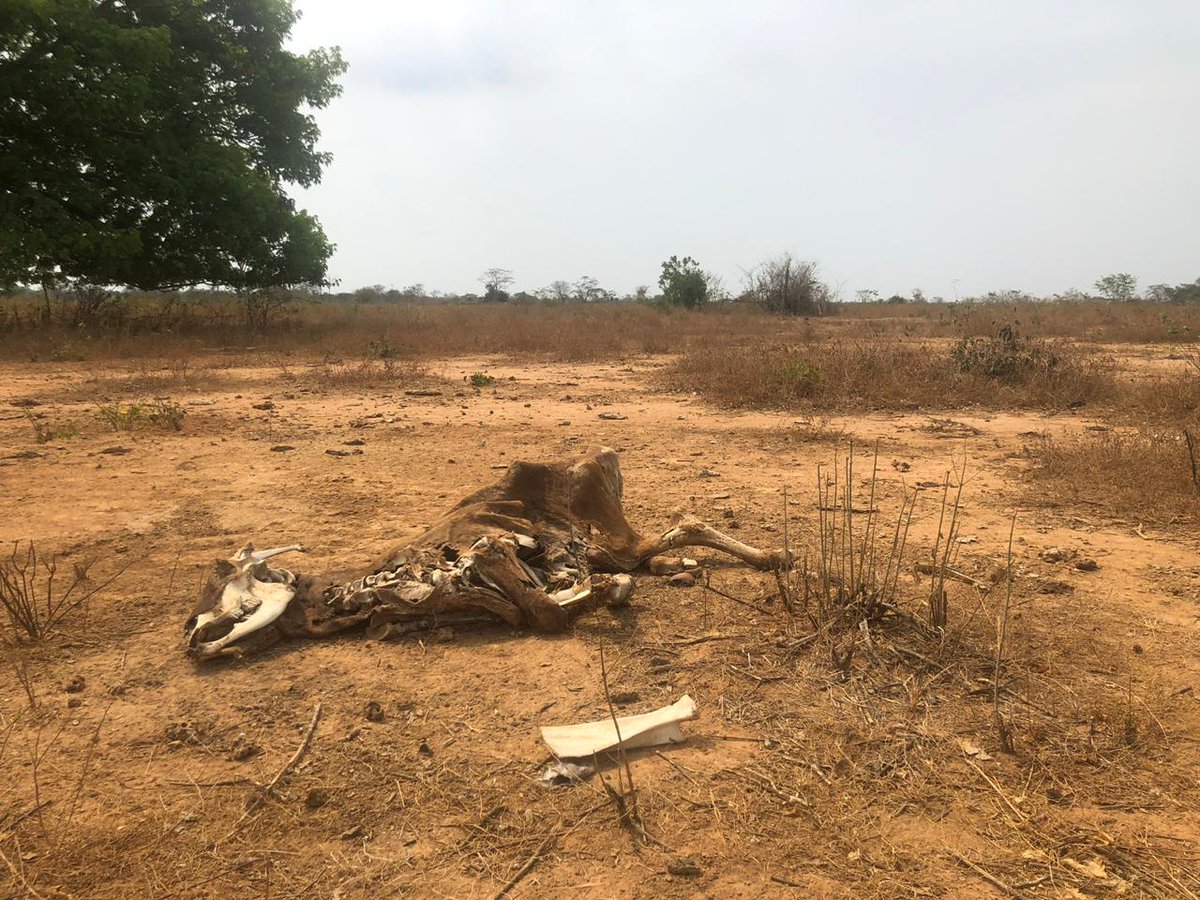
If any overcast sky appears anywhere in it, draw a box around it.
[288,1,1199,299]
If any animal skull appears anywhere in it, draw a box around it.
[184,545,305,660]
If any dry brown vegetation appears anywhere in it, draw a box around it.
[1031,427,1200,525]
[2,302,1199,897]
[5,294,1200,364]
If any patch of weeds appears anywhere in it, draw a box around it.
[98,399,186,432]
[1161,314,1192,340]
[768,358,822,396]
[468,372,496,388]
[950,323,1059,381]
[24,409,80,444]
[368,335,400,359]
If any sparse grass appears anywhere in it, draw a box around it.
[667,336,1118,411]
[97,399,186,431]
[468,372,496,388]
[1030,427,1200,524]
[294,356,432,391]
[23,408,79,444]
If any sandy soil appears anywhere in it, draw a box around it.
[1,353,1197,898]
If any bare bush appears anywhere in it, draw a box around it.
[746,254,835,316]
[0,543,124,642]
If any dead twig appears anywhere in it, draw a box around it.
[0,845,45,900]
[494,829,558,899]
[950,851,1025,898]
[700,578,771,614]
[914,562,991,591]
[662,632,737,647]
[265,700,323,796]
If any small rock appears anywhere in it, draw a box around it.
[1074,558,1099,572]
[891,460,911,472]
[305,788,328,809]
[418,740,433,757]
[364,700,385,723]
[67,697,83,708]
[99,446,131,456]
[165,721,202,745]
[698,468,720,478]
[251,401,275,410]
[667,857,702,878]
[1039,547,1073,563]
[597,412,627,420]
[269,445,295,452]
[64,674,86,694]
[668,572,697,588]
[343,438,366,446]
[230,735,262,761]
[1039,579,1074,595]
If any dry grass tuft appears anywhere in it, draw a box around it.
[291,356,434,391]
[1029,427,1200,524]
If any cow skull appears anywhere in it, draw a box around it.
[184,545,305,660]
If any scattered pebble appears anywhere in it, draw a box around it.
[64,674,86,693]
[230,734,262,761]
[305,788,328,809]
[667,858,702,878]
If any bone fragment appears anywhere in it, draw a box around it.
[540,695,697,758]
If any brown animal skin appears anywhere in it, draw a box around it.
[184,447,789,660]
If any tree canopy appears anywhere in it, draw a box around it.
[0,0,345,291]
[659,255,708,309]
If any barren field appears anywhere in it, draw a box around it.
[2,336,1199,898]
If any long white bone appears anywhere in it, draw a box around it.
[233,545,307,568]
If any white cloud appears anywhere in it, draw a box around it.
[289,0,1200,297]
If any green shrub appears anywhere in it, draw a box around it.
[950,324,1059,380]
[98,399,186,432]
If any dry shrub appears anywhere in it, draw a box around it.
[295,356,432,391]
[1030,427,1200,523]
[0,542,123,642]
[667,337,1115,410]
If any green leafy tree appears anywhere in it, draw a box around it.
[0,0,346,294]
[1094,273,1138,302]
[659,255,708,309]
